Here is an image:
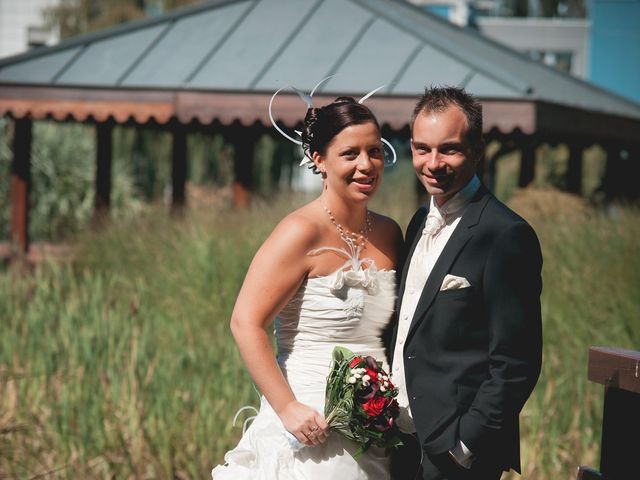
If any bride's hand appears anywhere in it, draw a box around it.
[279,400,329,446]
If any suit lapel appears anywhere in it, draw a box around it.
[405,187,491,344]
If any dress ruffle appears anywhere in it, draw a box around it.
[212,404,297,480]
[328,265,379,296]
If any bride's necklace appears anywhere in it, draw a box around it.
[322,203,372,250]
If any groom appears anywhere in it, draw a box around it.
[390,87,543,480]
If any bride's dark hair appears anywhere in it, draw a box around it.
[301,97,380,174]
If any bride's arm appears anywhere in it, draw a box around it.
[229,213,328,446]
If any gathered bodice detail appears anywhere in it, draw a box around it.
[274,246,396,407]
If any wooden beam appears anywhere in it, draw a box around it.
[0,86,175,123]
[3,86,640,143]
[536,100,640,143]
[10,117,32,255]
[95,122,113,216]
[588,346,640,394]
[171,125,187,212]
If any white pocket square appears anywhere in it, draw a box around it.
[440,274,471,291]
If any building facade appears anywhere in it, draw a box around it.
[0,0,59,59]
[589,0,640,103]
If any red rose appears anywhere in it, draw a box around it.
[349,356,363,368]
[362,396,386,417]
[365,368,378,382]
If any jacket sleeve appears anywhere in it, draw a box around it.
[458,221,543,456]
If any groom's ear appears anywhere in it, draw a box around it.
[312,151,326,173]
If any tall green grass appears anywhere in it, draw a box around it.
[511,197,640,479]
[1,164,638,478]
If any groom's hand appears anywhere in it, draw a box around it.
[279,400,329,446]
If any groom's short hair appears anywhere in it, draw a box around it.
[411,86,483,156]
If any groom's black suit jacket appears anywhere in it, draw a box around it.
[390,185,543,474]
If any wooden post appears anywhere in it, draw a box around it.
[599,144,622,202]
[621,143,640,201]
[484,135,517,193]
[585,346,640,479]
[10,117,32,255]
[227,123,261,208]
[518,135,536,188]
[94,122,113,218]
[171,125,187,213]
[567,139,584,195]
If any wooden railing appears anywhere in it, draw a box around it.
[576,347,640,479]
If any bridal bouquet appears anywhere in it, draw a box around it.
[324,346,403,456]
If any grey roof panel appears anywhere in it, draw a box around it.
[391,44,475,94]
[56,24,167,86]
[465,72,520,97]
[122,2,251,87]
[254,0,374,91]
[320,17,422,96]
[0,47,81,83]
[188,0,318,89]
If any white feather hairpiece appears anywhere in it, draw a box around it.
[268,76,397,167]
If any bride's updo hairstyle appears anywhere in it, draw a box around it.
[301,97,380,174]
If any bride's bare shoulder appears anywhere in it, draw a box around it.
[261,203,323,254]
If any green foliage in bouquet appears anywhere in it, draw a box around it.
[325,346,403,457]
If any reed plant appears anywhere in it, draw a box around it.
[1,161,638,479]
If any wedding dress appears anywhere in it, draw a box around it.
[212,247,396,480]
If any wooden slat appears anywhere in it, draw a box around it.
[588,346,640,394]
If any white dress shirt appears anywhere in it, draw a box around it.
[392,175,480,466]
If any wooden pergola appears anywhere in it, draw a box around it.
[2,0,640,258]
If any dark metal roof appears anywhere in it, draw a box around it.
[1,0,639,122]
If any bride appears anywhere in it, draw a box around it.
[212,94,402,479]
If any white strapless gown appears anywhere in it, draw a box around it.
[212,258,396,480]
